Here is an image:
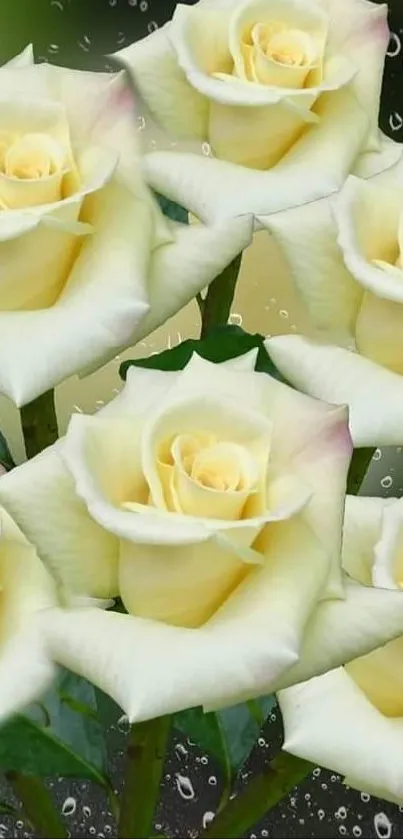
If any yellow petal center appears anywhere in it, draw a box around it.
[3,133,65,181]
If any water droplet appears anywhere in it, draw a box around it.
[387,32,401,57]
[203,811,215,829]
[78,35,91,53]
[48,44,60,54]
[16,821,24,829]
[261,831,269,837]
[313,767,321,777]
[374,812,392,839]
[202,142,213,156]
[117,714,131,734]
[353,827,362,837]
[361,792,370,803]
[83,806,91,818]
[318,809,325,820]
[89,829,96,836]
[201,755,208,765]
[389,111,403,132]
[175,742,188,758]
[148,21,158,33]
[140,0,148,10]
[175,773,195,800]
[62,797,77,817]
[258,737,266,746]
[229,312,243,326]
[373,449,382,461]
[336,806,347,820]
[208,775,217,786]
[279,309,289,319]
[381,475,393,489]
[339,827,347,836]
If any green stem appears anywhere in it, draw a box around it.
[20,389,58,460]
[202,753,314,839]
[118,716,171,839]
[200,253,243,339]
[5,771,67,838]
[346,447,376,495]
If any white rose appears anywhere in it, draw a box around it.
[2,351,403,720]
[279,494,403,804]
[0,47,252,406]
[0,502,56,721]
[116,0,399,224]
[265,148,403,447]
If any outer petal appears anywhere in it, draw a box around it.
[279,667,403,805]
[131,215,254,344]
[372,498,403,590]
[326,0,389,140]
[39,516,329,719]
[114,24,208,139]
[0,176,153,406]
[4,45,34,68]
[40,568,403,722]
[143,88,370,222]
[0,448,119,599]
[276,578,403,691]
[267,335,403,447]
[0,507,56,721]
[263,194,361,340]
[342,495,389,585]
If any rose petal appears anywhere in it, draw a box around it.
[343,495,388,585]
[279,666,403,805]
[0,448,119,599]
[143,87,369,222]
[267,334,403,447]
[0,506,56,721]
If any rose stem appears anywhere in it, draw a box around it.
[5,771,67,838]
[118,715,172,839]
[198,252,243,339]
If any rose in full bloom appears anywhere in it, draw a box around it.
[117,0,399,224]
[265,153,403,447]
[0,47,252,406]
[2,351,403,720]
[279,494,403,804]
[0,503,56,721]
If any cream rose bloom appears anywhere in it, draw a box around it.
[265,148,403,447]
[2,351,403,720]
[279,494,403,804]
[116,0,399,224]
[0,502,56,721]
[0,47,252,406]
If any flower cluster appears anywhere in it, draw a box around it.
[1,0,403,819]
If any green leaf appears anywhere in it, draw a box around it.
[175,696,276,778]
[0,429,15,471]
[175,707,231,784]
[120,325,285,382]
[0,800,16,815]
[153,191,188,225]
[0,669,108,784]
[219,695,276,772]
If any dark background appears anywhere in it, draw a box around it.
[0,1,402,837]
